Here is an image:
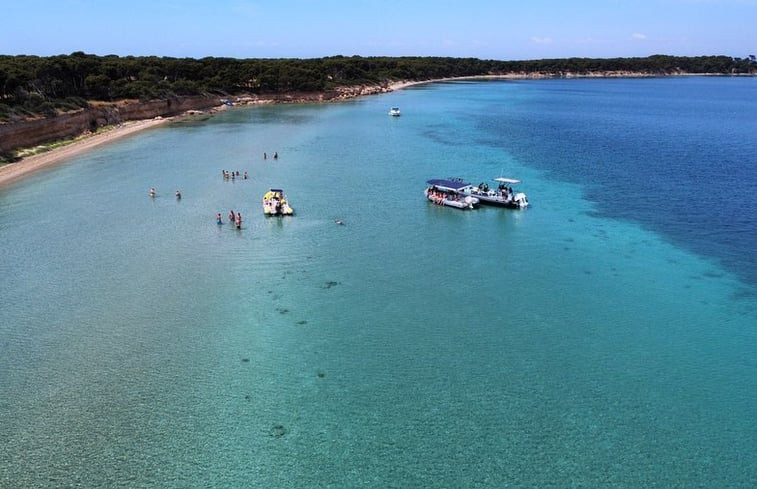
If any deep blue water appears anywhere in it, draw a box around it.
[463,77,757,286]
[1,77,756,487]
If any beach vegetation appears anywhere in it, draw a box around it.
[0,53,755,120]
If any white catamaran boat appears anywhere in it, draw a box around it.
[425,179,480,210]
[263,189,294,216]
[459,177,529,208]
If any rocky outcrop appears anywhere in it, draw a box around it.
[0,95,221,153]
[229,84,394,105]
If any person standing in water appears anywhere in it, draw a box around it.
[229,210,235,222]
[216,213,223,225]
[235,212,242,229]
[149,187,156,197]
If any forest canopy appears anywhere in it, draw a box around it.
[1,52,755,121]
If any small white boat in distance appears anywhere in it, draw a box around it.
[389,107,401,116]
[425,179,479,210]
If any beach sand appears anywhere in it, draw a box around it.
[0,118,170,187]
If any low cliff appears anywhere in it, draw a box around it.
[0,85,401,155]
[0,95,221,154]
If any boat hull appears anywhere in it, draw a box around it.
[457,188,528,208]
[470,193,528,208]
[263,207,294,216]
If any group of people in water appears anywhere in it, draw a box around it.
[151,151,285,230]
[149,187,182,199]
[219,170,248,227]
[149,186,244,229]
[217,210,243,229]
[223,170,248,180]
[222,150,280,181]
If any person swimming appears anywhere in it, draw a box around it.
[175,190,181,199]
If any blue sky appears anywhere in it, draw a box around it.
[2,0,754,60]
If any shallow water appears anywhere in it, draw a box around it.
[1,78,756,487]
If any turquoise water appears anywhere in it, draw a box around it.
[1,79,756,487]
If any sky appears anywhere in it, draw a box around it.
[2,0,755,60]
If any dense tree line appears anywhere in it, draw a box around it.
[1,52,755,121]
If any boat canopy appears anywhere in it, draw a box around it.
[426,179,473,191]
[493,177,521,184]
[269,188,283,193]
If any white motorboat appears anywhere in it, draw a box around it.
[459,177,529,208]
[389,107,401,116]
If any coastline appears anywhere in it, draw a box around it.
[0,82,421,188]
[0,72,741,188]
[0,118,170,187]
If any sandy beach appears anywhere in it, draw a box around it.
[0,118,170,187]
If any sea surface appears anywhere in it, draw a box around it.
[1,77,756,487]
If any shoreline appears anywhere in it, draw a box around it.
[0,72,743,188]
[0,83,422,188]
[0,118,171,187]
